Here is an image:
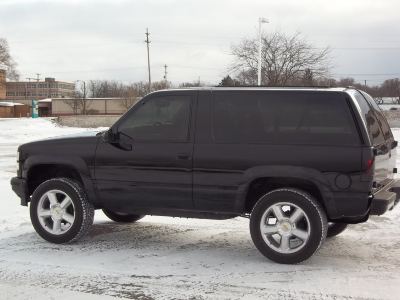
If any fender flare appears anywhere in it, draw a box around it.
[23,155,99,206]
[236,165,337,217]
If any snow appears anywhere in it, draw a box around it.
[38,98,52,103]
[379,104,400,111]
[0,102,24,107]
[0,118,400,300]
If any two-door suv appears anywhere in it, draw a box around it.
[11,87,400,264]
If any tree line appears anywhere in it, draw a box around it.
[1,33,399,110]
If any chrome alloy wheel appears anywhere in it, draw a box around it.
[260,202,311,254]
[37,189,75,235]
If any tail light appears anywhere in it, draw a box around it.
[366,158,374,171]
[361,147,375,181]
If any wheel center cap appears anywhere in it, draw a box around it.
[51,205,63,219]
[278,221,292,234]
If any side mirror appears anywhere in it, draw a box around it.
[102,129,118,143]
[102,129,133,151]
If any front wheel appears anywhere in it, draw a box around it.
[102,209,144,223]
[30,178,94,244]
[250,188,327,264]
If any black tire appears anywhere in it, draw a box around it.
[250,188,327,264]
[30,178,94,244]
[102,209,144,223]
[327,222,348,238]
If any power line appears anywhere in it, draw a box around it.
[44,64,222,75]
[10,37,400,51]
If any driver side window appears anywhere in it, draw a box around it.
[118,95,192,141]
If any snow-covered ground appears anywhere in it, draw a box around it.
[0,118,400,300]
[379,104,400,111]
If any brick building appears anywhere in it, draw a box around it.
[0,68,6,99]
[5,77,75,100]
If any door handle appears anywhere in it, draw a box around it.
[177,153,191,160]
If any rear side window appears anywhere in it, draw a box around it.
[353,91,385,145]
[212,91,360,145]
[361,91,393,141]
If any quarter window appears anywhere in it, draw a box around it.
[353,91,385,145]
[361,91,393,141]
[212,91,359,145]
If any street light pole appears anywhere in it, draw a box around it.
[257,17,269,86]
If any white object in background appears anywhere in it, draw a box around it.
[257,17,269,86]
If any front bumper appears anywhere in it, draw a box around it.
[370,180,400,215]
[10,177,29,206]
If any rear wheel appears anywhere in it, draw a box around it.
[327,222,348,237]
[250,188,327,264]
[102,209,144,223]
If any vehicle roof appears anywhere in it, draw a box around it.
[154,87,351,93]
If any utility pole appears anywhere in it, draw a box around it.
[364,80,367,88]
[83,81,86,114]
[145,28,151,92]
[163,64,168,81]
[257,17,269,86]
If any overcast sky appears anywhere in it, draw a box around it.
[1,0,400,85]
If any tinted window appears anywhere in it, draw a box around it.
[212,91,359,145]
[118,95,191,141]
[361,91,393,140]
[353,91,385,145]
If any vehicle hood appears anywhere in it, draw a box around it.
[18,131,102,154]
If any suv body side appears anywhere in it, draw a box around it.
[93,88,390,221]
[12,88,397,223]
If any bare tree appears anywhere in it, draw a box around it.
[87,80,106,98]
[62,98,80,115]
[231,32,330,86]
[380,78,400,98]
[218,75,241,87]
[0,38,19,80]
[337,77,355,87]
[75,82,93,115]
[151,80,171,91]
[120,86,138,111]
[179,80,204,88]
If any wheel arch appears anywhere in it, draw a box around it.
[238,166,337,218]
[23,156,98,206]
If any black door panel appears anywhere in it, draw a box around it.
[95,92,196,212]
[95,142,193,211]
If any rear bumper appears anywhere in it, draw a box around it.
[370,180,400,215]
[10,177,29,206]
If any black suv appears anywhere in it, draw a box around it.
[11,87,400,264]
